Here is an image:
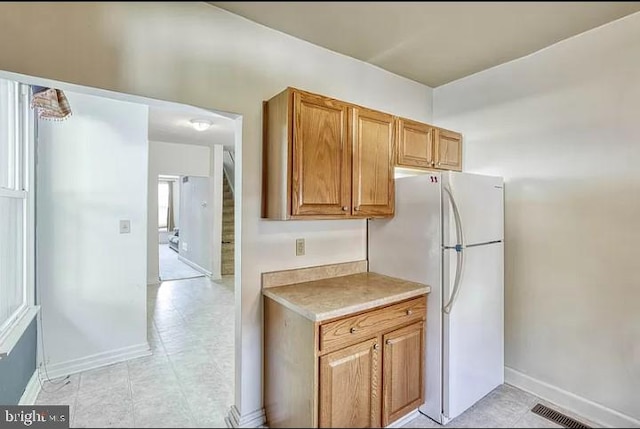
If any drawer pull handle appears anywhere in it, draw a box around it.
[406,309,413,316]
[350,327,357,334]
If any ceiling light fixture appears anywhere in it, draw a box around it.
[190,119,213,131]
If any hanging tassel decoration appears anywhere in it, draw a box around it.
[31,88,72,121]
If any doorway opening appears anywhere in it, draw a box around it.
[157,174,205,281]
[0,68,242,428]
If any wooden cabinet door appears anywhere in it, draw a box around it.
[396,118,435,169]
[352,108,395,218]
[382,322,424,426]
[434,128,462,171]
[319,338,381,428]
[292,91,351,217]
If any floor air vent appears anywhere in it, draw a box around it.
[531,403,591,429]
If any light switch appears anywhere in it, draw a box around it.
[296,238,305,256]
[119,220,131,234]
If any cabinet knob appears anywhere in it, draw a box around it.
[386,339,392,345]
[406,309,413,316]
[350,327,357,334]
[437,162,442,166]
[373,343,379,350]
[354,207,360,212]
[431,161,435,166]
[342,206,349,211]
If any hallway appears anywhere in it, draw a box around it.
[35,276,235,428]
[158,244,205,282]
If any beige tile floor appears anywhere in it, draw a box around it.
[35,276,235,428]
[35,274,595,429]
[402,384,598,428]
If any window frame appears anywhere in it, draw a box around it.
[0,81,38,359]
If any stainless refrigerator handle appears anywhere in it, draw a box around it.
[443,186,466,314]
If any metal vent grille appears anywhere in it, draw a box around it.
[531,403,591,429]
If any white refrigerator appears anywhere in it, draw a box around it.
[368,171,504,424]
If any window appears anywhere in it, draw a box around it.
[0,78,35,353]
[158,177,178,232]
[158,181,169,230]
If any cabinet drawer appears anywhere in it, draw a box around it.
[319,296,426,353]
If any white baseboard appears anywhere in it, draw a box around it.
[225,405,266,428]
[40,343,151,380]
[505,367,640,428]
[178,255,212,277]
[386,409,420,428]
[19,371,41,405]
[232,406,417,429]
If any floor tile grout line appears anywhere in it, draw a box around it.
[163,319,201,426]
[155,282,199,419]
[70,370,80,428]
[126,360,136,428]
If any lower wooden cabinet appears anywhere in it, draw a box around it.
[319,338,380,428]
[265,295,427,428]
[382,322,424,426]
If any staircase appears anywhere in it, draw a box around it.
[221,174,234,275]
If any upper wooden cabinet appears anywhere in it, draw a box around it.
[262,87,464,220]
[396,117,462,172]
[352,108,395,217]
[292,91,351,217]
[396,118,435,169]
[434,128,462,171]
[263,88,395,220]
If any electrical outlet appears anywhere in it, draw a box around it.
[296,238,305,256]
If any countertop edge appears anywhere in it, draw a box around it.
[263,286,431,322]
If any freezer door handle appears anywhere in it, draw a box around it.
[443,186,466,314]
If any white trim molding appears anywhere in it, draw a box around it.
[505,367,640,428]
[178,255,212,277]
[225,405,266,428]
[18,371,41,405]
[0,306,39,360]
[41,343,151,380]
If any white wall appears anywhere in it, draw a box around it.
[0,2,433,420]
[36,91,149,374]
[179,176,212,273]
[159,230,169,245]
[147,140,210,283]
[434,13,640,425]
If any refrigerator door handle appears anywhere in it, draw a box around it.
[443,186,466,314]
